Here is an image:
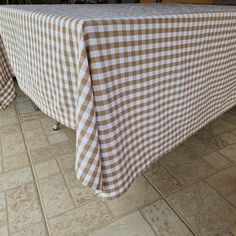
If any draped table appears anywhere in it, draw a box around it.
[0,4,236,199]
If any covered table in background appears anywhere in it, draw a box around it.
[0,4,236,199]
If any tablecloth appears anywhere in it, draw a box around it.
[0,4,236,199]
[0,35,15,110]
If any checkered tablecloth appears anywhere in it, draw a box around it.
[0,35,15,110]
[0,4,236,199]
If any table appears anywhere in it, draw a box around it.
[0,4,236,199]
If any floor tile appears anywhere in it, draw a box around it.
[222,113,236,126]
[38,173,74,218]
[16,96,45,121]
[30,141,75,163]
[70,184,96,205]
[57,153,78,188]
[22,120,42,131]
[106,176,160,218]
[11,222,47,236]
[205,118,235,137]
[3,152,29,172]
[205,132,236,150]
[142,199,193,236]
[0,166,33,191]
[206,166,236,203]
[34,159,60,179]
[168,181,236,235]
[2,132,26,157]
[0,105,18,128]
[230,107,236,117]
[0,151,2,173]
[228,224,236,236]
[0,124,21,137]
[16,96,36,114]
[15,82,25,97]
[47,132,68,145]
[7,183,43,233]
[48,199,113,236]
[230,129,236,137]
[227,191,236,208]
[89,211,155,236]
[219,145,236,162]
[144,162,182,195]
[184,136,214,156]
[0,193,8,236]
[25,128,49,151]
[160,146,215,185]
[201,152,231,170]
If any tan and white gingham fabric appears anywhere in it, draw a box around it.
[0,35,15,110]
[0,4,236,199]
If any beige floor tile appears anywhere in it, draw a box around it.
[230,107,236,117]
[64,129,76,143]
[15,83,25,97]
[206,166,236,199]
[16,96,35,114]
[12,222,47,236]
[2,132,26,157]
[219,145,236,162]
[89,211,155,236]
[25,128,49,151]
[229,224,236,236]
[168,181,236,235]
[0,124,21,137]
[57,153,78,188]
[205,132,236,150]
[22,120,42,131]
[0,166,33,191]
[208,118,236,136]
[196,118,236,140]
[38,173,74,218]
[30,141,75,163]
[106,176,160,218]
[34,159,60,179]
[160,146,215,184]
[70,184,96,205]
[47,132,69,145]
[48,199,113,236]
[222,113,236,126]
[7,183,43,233]
[184,136,214,156]
[0,193,8,236]
[0,151,2,174]
[144,162,182,195]
[227,191,236,208]
[142,199,193,236]
[230,129,236,137]
[201,152,231,170]
[16,96,45,121]
[0,105,18,128]
[3,152,29,172]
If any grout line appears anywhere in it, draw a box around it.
[14,100,51,236]
[143,174,198,236]
[5,192,11,236]
[54,157,78,207]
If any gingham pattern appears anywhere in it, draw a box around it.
[0,5,236,199]
[0,35,15,110]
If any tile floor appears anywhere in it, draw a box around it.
[0,84,236,236]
